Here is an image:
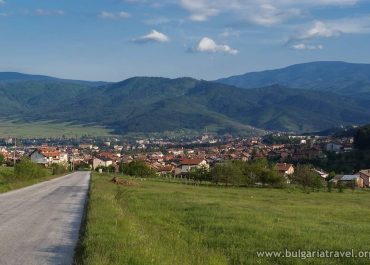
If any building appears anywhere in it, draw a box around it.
[157,165,175,176]
[275,163,295,176]
[332,175,364,188]
[313,169,329,179]
[180,158,209,174]
[326,143,343,153]
[92,157,113,170]
[359,169,370,187]
[29,148,68,166]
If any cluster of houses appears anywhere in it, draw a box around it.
[0,134,369,187]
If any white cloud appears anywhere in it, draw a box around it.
[98,11,130,20]
[180,0,220,21]
[35,9,65,16]
[194,37,238,54]
[292,43,323,50]
[179,0,361,25]
[132,30,170,43]
[296,21,342,40]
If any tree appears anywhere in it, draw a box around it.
[188,165,211,183]
[211,161,245,186]
[0,153,4,165]
[354,125,370,150]
[327,181,333,192]
[293,164,324,191]
[245,158,284,187]
[120,160,156,178]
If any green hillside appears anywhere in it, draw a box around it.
[0,69,369,135]
[217,61,370,96]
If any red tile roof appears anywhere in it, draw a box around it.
[180,158,205,166]
[276,163,294,172]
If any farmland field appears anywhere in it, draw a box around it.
[0,120,113,138]
[75,174,370,265]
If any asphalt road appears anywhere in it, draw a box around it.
[0,171,90,265]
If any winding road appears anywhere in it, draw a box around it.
[0,171,90,265]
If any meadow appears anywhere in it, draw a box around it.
[75,174,370,265]
[0,120,113,138]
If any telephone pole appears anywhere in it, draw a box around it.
[13,138,16,167]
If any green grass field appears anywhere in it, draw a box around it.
[0,120,113,138]
[75,174,370,265]
[0,166,58,193]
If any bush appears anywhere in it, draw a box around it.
[0,153,4,165]
[51,163,69,175]
[120,160,156,178]
[188,166,211,183]
[14,159,47,180]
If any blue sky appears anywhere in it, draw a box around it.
[0,0,369,81]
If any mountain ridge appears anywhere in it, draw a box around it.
[0,61,370,135]
[216,61,370,96]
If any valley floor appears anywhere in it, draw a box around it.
[75,174,370,265]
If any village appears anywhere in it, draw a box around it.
[0,133,369,188]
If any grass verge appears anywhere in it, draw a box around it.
[0,166,65,193]
[75,173,370,265]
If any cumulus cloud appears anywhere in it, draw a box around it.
[132,30,170,43]
[98,11,130,20]
[291,43,323,50]
[193,37,238,55]
[35,9,65,16]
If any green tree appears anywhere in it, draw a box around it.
[188,166,211,183]
[293,164,324,191]
[354,125,370,150]
[0,154,5,165]
[211,161,245,186]
[120,160,156,178]
[327,181,333,192]
[245,158,284,187]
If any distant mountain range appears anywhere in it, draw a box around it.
[217,61,370,96]
[1,61,370,136]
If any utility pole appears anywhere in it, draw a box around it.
[71,152,74,172]
[13,138,16,167]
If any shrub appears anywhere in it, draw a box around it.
[14,159,47,180]
[0,153,4,165]
[51,163,69,175]
[120,160,156,178]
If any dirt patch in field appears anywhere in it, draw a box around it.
[111,177,136,186]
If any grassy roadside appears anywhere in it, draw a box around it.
[75,174,370,265]
[0,166,66,193]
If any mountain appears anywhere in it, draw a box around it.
[0,74,369,135]
[0,72,109,87]
[217,61,370,96]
